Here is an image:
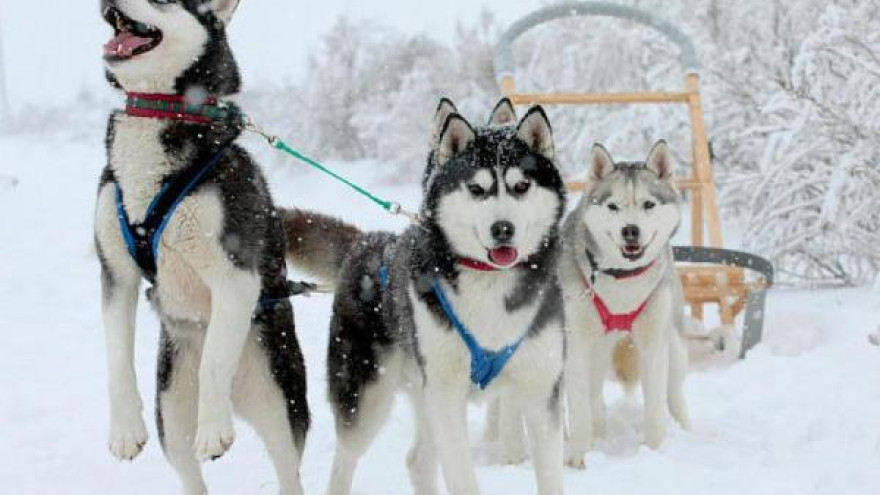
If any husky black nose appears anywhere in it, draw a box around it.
[622,224,640,244]
[491,221,515,243]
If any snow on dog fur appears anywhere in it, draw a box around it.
[95,1,308,493]
[282,98,568,495]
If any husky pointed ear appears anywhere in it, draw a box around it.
[437,114,476,164]
[646,140,673,181]
[430,98,458,146]
[211,0,241,25]
[590,143,614,180]
[488,98,517,126]
[516,106,555,160]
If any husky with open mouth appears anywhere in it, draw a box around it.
[560,142,690,467]
[94,1,308,493]
[283,98,567,495]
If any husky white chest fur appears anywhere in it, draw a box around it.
[283,98,567,495]
[409,267,565,396]
[94,2,309,494]
[102,115,221,320]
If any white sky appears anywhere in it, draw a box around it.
[0,0,547,109]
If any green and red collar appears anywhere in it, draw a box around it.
[125,92,241,124]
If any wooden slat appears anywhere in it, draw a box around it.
[691,185,704,247]
[685,74,723,248]
[500,76,517,96]
[679,269,745,287]
[508,91,692,105]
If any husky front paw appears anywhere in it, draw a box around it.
[500,450,528,465]
[565,452,587,470]
[499,430,528,465]
[194,419,235,461]
[644,423,666,449]
[108,416,149,461]
[499,439,528,465]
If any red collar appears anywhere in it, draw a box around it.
[580,261,658,334]
[458,258,525,272]
[125,92,232,124]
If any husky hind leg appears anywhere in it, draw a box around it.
[156,325,207,495]
[234,317,308,495]
[326,374,399,495]
[325,332,402,495]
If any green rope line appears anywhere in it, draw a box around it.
[242,114,420,224]
[272,139,394,212]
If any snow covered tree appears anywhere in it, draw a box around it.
[736,1,880,285]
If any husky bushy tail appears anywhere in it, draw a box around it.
[282,209,362,285]
[613,336,639,393]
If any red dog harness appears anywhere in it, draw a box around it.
[582,260,658,334]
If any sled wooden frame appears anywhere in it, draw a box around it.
[495,2,774,358]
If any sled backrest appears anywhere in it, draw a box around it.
[494,1,722,249]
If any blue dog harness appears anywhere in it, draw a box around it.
[377,266,523,389]
[114,148,314,305]
[378,265,526,390]
[431,280,526,390]
[115,150,226,285]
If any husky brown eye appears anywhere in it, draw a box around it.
[608,203,620,212]
[644,201,656,210]
[513,180,531,194]
[468,184,486,196]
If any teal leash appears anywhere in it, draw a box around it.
[244,115,423,225]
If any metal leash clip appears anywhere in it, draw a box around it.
[387,202,424,226]
[243,114,279,146]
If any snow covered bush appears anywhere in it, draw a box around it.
[288,13,500,181]
[734,1,880,286]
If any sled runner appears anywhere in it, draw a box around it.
[494,2,774,358]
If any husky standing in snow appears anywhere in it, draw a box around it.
[94,1,309,493]
[560,142,690,467]
[284,98,567,495]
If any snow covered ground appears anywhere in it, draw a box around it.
[1,130,879,494]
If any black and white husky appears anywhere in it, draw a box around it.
[284,99,567,495]
[559,142,690,467]
[94,1,308,493]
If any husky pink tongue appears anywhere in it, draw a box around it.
[104,31,153,58]
[489,247,518,267]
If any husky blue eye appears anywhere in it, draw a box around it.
[608,203,620,212]
[644,201,656,210]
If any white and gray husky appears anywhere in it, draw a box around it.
[94,1,308,493]
[560,142,690,467]
[284,98,567,495]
